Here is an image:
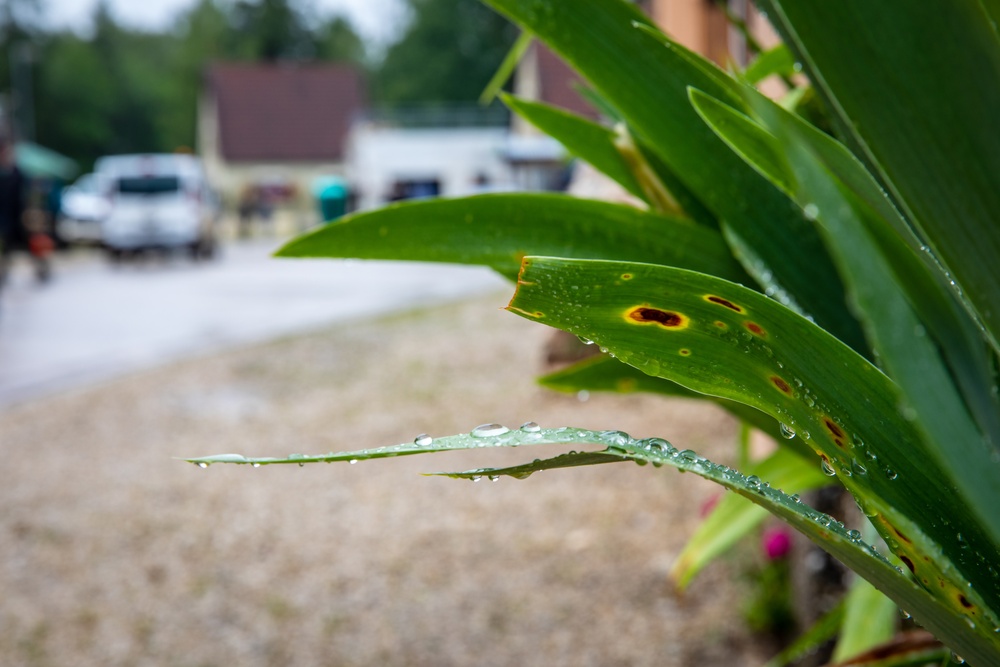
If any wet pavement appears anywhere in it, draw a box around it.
[0,239,507,408]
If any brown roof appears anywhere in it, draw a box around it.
[207,62,365,162]
[536,45,599,120]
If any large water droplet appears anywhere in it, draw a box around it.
[471,423,510,438]
[577,390,590,402]
[414,433,433,447]
[821,459,836,477]
[196,461,209,469]
[520,421,541,433]
[779,423,796,439]
[851,460,868,476]
[846,529,862,541]
[251,462,261,468]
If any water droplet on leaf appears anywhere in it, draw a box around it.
[520,421,541,433]
[779,423,796,439]
[471,423,510,438]
[821,459,836,476]
[414,433,433,447]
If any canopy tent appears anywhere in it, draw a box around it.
[14,142,79,180]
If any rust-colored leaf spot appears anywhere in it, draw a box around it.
[621,273,633,281]
[770,376,792,395]
[744,321,767,337]
[900,555,916,573]
[679,349,691,357]
[823,419,846,447]
[626,307,689,330]
[958,594,974,609]
[891,526,912,544]
[705,295,744,313]
[713,320,727,329]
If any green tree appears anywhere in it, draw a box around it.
[314,15,366,64]
[230,0,317,61]
[374,0,517,105]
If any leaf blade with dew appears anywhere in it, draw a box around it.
[482,0,868,353]
[396,426,992,666]
[755,0,1000,354]
[688,88,1000,559]
[538,353,807,453]
[669,447,831,591]
[508,256,1000,648]
[276,193,749,283]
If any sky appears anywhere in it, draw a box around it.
[41,0,408,47]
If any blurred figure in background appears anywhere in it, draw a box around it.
[0,136,52,288]
[0,135,27,290]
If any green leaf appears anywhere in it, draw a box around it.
[499,94,648,202]
[744,44,797,85]
[483,0,869,354]
[762,600,845,667]
[276,193,749,283]
[508,256,1000,641]
[669,447,830,590]
[688,88,1000,554]
[479,29,533,105]
[188,422,999,663]
[834,574,900,663]
[757,0,1000,354]
[538,353,798,449]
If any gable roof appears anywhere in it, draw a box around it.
[206,62,365,162]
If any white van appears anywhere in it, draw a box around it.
[96,154,218,260]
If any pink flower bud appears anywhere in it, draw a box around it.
[762,525,792,560]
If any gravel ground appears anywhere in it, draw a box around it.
[0,291,773,667]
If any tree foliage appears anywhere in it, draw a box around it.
[373,0,518,105]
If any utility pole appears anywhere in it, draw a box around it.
[9,40,35,142]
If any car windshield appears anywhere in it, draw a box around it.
[117,176,181,195]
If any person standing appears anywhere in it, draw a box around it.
[0,135,27,289]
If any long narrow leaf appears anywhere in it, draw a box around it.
[538,354,800,451]
[499,94,648,202]
[670,447,830,590]
[756,0,1000,354]
[276,193,749,283]
[483,0,869,354]
[508,257,1000,640]
[687,90,1000,561]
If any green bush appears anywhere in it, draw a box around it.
[192,1,1000,663]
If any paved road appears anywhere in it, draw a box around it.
[0,239,507,408]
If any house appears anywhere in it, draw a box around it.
[198,62,365,209]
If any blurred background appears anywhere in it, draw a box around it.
[0,1,794,665]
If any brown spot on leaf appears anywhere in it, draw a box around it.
[626,307,689,330]
[679,349,691,357]
[713,320,727,329]
[958,594,973,609]
[824,418,845,440]
[770,376,792,395]
[745,321,767,337]
[891,526,912,544]
[621,273,633,280]
[706,295,744,313]
[900,556,915,573]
